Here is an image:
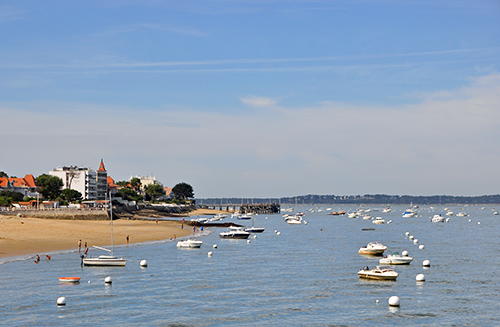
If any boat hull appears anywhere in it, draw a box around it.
[177,240,203,248]
[59,277,81,283]
[358,272,398,280]
[82,258,127,267]
[219,232,250,239]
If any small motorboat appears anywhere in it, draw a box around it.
[402,209,417,218]
[362,214,372,220]
[245,226,265,233]
[285,215,302,225]
[59,277,81,283]
[219,226,251,239]
[456,212,467,217]
[431,214,445,223]
[358,266,399,280]
[177,239,203,248]
[379,252,413,265]
[358,242,387,255]
[372,217,385,224]
[83,255,127,267]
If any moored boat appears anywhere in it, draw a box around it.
[219,226,251,239]
[59,277,81,283]
[379,252,413,265]
[177,239,203,248]
[358,242,387,255]
[358,266,398,280]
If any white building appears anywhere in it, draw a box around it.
[50,160,108,200]
[130,175,157,191]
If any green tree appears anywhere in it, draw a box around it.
[145,183,165,202]
[0,190,24,202]
[171,182,194,202]
[36,174,63,200]
[130,177,142,192]
[60,189,83,202]
[0,196,11,206]
[0,171,8,178]
[116,180,129,187]
[117,188,143,202]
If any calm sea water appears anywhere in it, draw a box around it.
[1,204,500,326]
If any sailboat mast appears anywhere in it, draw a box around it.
[110,191,114,254]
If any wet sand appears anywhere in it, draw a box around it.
[0,208,227,259]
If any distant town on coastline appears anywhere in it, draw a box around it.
[197,194,500,206]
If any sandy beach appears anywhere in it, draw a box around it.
[0,208,227,259]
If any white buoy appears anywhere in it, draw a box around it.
[304,221,308,225]
[446,218,450,223]
[376,299,379,303]
[213,244,217,249]
[416,273,425,282]
[402,250,409,256]
[469,219,472,222]
[140,259,148,267]
[88,281,91,284]
[419,244,425,250]
[478,222,481,225]
[104,276,112,284]
[276,232,281,235]
[413,239,419,245]
[274,230,278,233]
[388,296,400,307]
[253,235,257,239]
[247,240,251,244]
[423,259,431,267]
[409,235,414,240]
[57,296,67,306]
[208,251,213,257]
[405,232,410,236]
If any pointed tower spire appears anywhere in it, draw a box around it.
[98,159,106,172]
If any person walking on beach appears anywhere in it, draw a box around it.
[126,235,129,245]
[78,240,82,253]
[84,241,87,249]
[35,254,40,264]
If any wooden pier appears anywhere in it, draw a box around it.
[197,203,280,214]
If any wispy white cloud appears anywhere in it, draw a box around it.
[240,95,278,108]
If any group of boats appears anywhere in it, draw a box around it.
[357,241,414,280]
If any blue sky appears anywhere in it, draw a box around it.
[1,0,500,198]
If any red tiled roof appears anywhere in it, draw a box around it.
[98,159,106,172]
[0,175,38,188]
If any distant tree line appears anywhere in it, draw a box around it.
[197,194,500,205]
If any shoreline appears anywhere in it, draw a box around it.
[0,208,228,260]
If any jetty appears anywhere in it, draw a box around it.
[197,203,280,214]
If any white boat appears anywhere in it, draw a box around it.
[83,254,127,267]
[372,217,385,224]
[431,214,445,223]
[59,277,81,283]
[347,212,358,218]
[208,213,227,222]
[362,214,372,220]
[456,212,467,217]
[358,266,399,280]
[402,209,417,218]
[219,226,251,239]
[83,193,127,267]
[177,239,203,248]
[358,242,387,255]
[446,211,454,216]
[285,215,302,224]
[238,214,253,220]
[382,207,392,213]
[379,252,413,265]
